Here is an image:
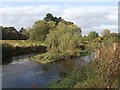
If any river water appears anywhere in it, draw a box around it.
[2,53,95,88]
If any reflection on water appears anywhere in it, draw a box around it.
[2,53,35,65]
[42,64,52,72]
[2,53,94,88]
[58,60,75,77]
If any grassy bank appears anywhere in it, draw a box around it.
[47,44,120,88]
[1,40,47,59]
[47,62,95,88]
[0,40,46,47]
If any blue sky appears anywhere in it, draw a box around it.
[0,1,118,35]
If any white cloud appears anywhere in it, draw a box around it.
[0,5,118,35]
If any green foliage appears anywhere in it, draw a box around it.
[33,53,62,63]
[29,20,49,41]
[87,30,119,50]
[45,22,82,55]
[1,13,120,88]
[88,31,99,41]
[44,13,62,25]
[47,44,119,88]
[28,13,78,43]
[47,70,81,88]
[44,13,55,21]
[47,61,97,88]
[47,21,56,30]
[1,26,27,40]
[80,50,91,56]
[109,33,119,43]
[2,40,47,59]
[32,52,71,64]
[102,32,119,45]
[19,27,29,39]
[102,29,110,36]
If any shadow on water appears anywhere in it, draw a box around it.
[42,64,52,72]
[2,53,95,88]
[2,57,13,65]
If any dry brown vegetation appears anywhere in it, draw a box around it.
[74,43,120,88]
[95,43,119,88]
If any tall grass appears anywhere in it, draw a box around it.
[75,43,120,88]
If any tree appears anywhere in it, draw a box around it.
[19,27,29,39]
[47,21,56,31]
[102,29,111,45]
[44,13,54,21]
[109,33,119,43]
[45,22,82,55]
[44,13,62,25]
[19,27,26,34]
[29,20,49,41]
[88,31,99,41]
[102,29,110,36]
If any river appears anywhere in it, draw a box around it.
[2,53,95,88]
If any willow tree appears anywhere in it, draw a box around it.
[45,22,82,55]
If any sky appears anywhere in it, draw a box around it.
[0,1,118,35]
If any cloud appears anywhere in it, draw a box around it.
[0,4,118,35]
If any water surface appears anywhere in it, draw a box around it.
[2,53,94,88]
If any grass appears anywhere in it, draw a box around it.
[0,40,46,47]
[47,62,97,88]
[1,40,47,59]
[47,43,120,88]
[47,69,81,88]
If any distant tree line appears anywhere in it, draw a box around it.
[1,13,120,48]
[1,26,28,40]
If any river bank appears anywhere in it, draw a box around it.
[30,50,91,64]
[1,40,47,60]
[47,44,119,88]
[1,40,91,64]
